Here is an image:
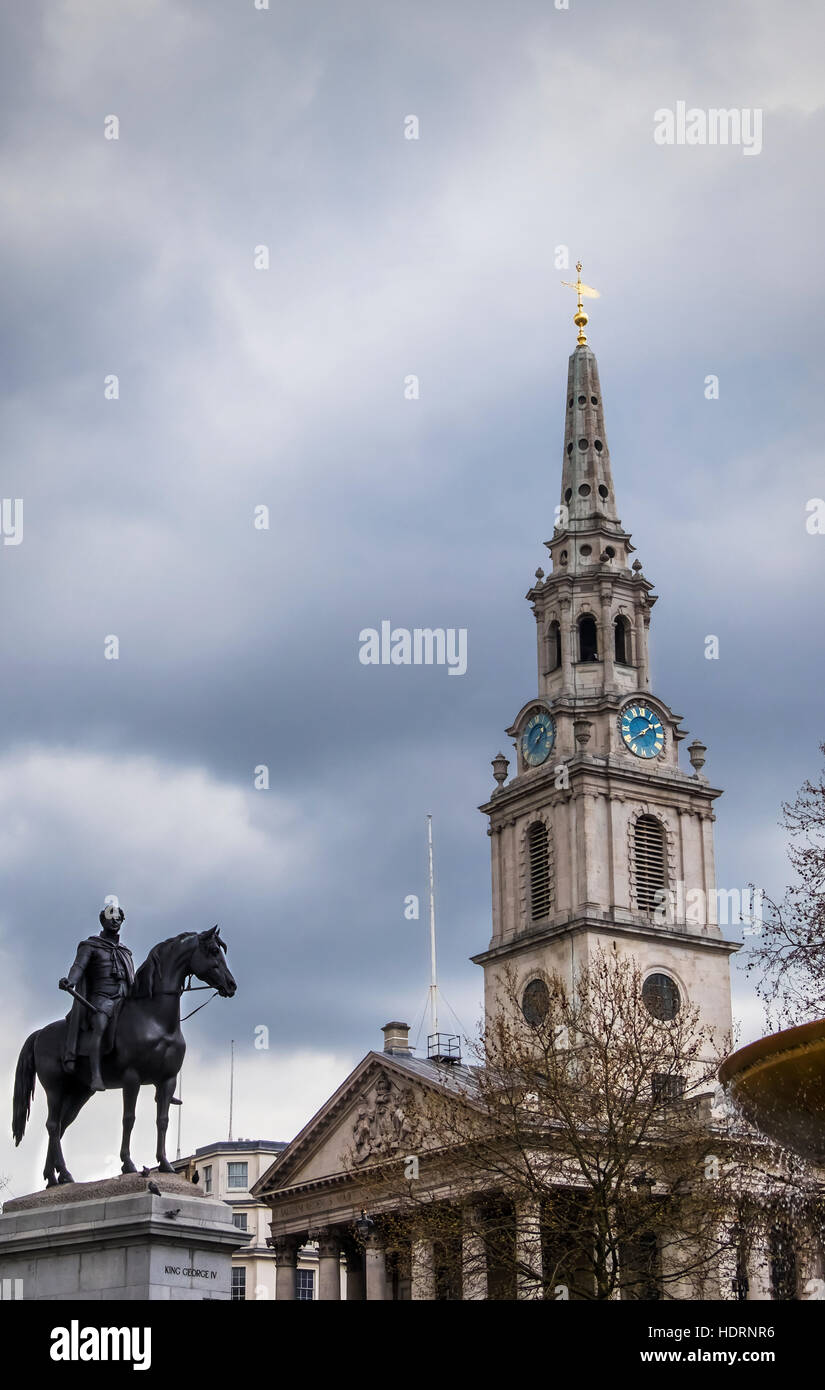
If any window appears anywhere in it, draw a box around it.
[233,1212,249,1231]
[296,1269,315,1301]
[643,973,681,1022]
[227,1161,248,1189]
[203,1164,212,1194]
[522,978,550,1025]
[527,822,552,921]
[231,1267,247,1301]
[614,615,631,664]
[578,614,598,662]
[651,1072,685,1104]
[634,816,667,916]
[546,621,561,672]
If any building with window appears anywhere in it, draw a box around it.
[173,1140,321,1299]
[250,295,823,1299]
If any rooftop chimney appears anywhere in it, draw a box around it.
[382,1021,411,1055]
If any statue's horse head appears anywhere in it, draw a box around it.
[187,925,237,997]
[135,925,237,1000]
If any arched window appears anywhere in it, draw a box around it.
[614,615,631,665]
[527,822,553,921]
[578,614,598,663]
[634,815,668,917]
[546,620,561,672]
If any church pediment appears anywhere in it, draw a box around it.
[251,1052,467,1197]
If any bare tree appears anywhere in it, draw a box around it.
[747,741,825,1026]
[352,950,752,1300]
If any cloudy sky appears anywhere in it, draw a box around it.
[1,0,823,1195]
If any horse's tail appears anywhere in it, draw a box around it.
[12,1030,39,1146]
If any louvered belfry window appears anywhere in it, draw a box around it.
[634,815,667,915]
[528,821,552,921]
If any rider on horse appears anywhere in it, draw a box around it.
[60,903,135,1091]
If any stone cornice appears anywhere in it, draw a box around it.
[527,566,657,607]
[482,756,722,818]
[471,912,741,965]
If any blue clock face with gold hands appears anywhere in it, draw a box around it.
[521,711,556,767]
[620,704,665,759]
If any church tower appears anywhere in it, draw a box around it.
[474,268,738,1047]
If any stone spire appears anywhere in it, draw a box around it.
[558,344,622,536]
[526,268,654,694]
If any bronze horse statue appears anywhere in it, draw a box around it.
[12,926,236,1187]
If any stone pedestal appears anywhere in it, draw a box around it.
[0,1173,244,1301]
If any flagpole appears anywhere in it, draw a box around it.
[427,815,438,1040]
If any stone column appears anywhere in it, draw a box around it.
[365,1234,388,1301]
[559,597,573,696]
[461,1206,488,1301]
[599,587,614,689]
[316,1229,342,1301]
[714,1225,738,1301]
[746,1240,772,1301]
[272,1234,300,1301]
[515,1198,543,1300]
[410,1237,436,1301]
[339,1236,365,1301]
[796,1232,825,1300]
[634,604,648,689]
[660,1231,705,1301]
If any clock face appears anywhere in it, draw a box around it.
[521,711,556,767]
[620,704,665,759]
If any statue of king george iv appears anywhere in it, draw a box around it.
[12,903,237,1188]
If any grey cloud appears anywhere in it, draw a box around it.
[1,0,823,1192]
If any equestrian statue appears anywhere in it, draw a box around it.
[11,904,237,1187]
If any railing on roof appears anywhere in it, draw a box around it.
[427,1033,461,1065]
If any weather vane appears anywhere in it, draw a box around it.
[561,260,600,346]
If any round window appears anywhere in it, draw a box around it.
[642,973,681,1021]
[522,978,550,1025]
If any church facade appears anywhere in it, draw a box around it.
[252,290,752,1300]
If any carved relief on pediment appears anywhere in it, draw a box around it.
[351,1072,416,1165]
